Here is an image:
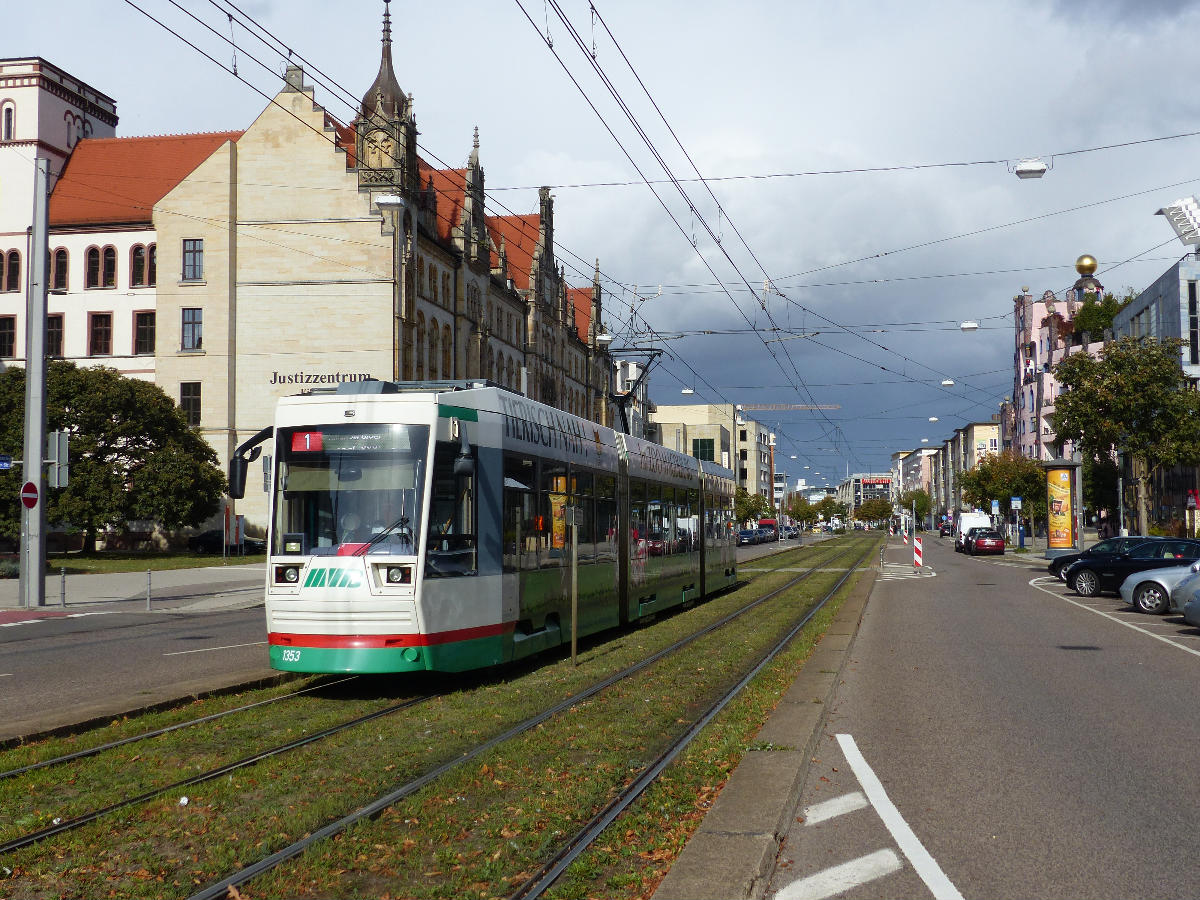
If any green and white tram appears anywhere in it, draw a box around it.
[229,380,736,674]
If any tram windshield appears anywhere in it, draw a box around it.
[273,424,429,556]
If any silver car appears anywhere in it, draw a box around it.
[1183,590,1200,628]
[1119,560,1200,614]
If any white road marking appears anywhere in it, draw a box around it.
[804,791,869,825]
[776,849,903,900]
[836,733,964,900]
[1029,576,1200,659]
[0,673,11,678]
[0,611,115,628]
[163,641,267,656]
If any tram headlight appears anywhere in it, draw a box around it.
[275,565,301,584]
[386,565,411,584]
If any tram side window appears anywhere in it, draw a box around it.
[596,474,617,562]
[630,479,647,558]
[682,488,699,553]
[541,460,568,567]
[426,441,477,577]
[646,483,666,556]
[571,469,596,561]
[704,491,716,547]
[503,454,536,573]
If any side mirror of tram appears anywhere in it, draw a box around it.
[229,456,248,500]
[453,421,475,477]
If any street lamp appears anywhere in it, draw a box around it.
[959,321,979,332]
[928,416,938,422]
[941,378,955,386]
[1013,158,1049,179]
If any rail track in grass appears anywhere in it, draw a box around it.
[0,535,875,899]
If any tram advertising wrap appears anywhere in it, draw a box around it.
[1047,467,1074,550]
[227,381,737,675]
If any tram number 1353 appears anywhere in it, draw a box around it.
[280,648,302,663]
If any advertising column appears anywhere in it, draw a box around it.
[1045,460,1082,552]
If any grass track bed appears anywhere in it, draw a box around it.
[0,535,879,899]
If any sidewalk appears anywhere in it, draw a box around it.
[0,563,266,614]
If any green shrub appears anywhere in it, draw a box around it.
[0,559,18,579]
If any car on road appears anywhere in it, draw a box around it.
[1118,560,1200,614]
[737,529,759,546]
[954,512,992,551]
[968,529,1005,555]
[188,529,267,555]
[1048,536,1163,581]
[962,526,993,554]
[1183,590,1200,629]
[1066,538,1200,598]
[939,522,952,537]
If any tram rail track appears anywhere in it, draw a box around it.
[0,536,872,898]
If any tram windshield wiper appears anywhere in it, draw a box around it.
[354,516,414,556]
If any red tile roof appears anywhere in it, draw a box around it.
[418,159,466,244]
[49,132,242,227]
[568,286,593,339]
[486,213,541,291]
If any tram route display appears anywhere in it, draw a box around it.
[230,380,737,675]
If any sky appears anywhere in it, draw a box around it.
[8,0,1200,485]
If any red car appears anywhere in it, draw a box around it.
[969,529,1005,555]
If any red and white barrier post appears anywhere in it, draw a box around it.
[913,536,923,570]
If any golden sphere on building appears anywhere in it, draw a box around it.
[1075,254,1098,276]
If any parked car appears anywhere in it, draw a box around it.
[1067,538,1200,597]
[188,529,266,555]
[939,522,952,537]
[737,529,759,546]
[954,512,992,551]
[1048,536,1163,581]
[1118,560,1200,614]
[756,527,773,543]
[962,526,992,554]
[1182,590,1200,629]
[968,529,1005,555]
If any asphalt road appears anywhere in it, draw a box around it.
[0,606,275,742]
[768,535,1200,900]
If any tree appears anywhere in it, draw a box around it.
[814,496,846,524]
[898,489,931,527]
[786,494,814,526]
[958,450,1046,526]
[0,362,226,550]
[1052,337,1200,534]
[855,497,894,523]
[1071,290,1133,340]
[734,486,773,525]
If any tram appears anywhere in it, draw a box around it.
[229,380,737,674]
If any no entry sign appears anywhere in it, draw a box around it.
[20,481,38,509]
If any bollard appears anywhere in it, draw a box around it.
[146,570,152,611]
[60,567,66,607]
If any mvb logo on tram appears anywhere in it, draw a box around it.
[302,568,364,589]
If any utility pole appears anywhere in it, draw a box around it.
[19,158,50,608]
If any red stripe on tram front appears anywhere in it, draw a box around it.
[269,620,514,649]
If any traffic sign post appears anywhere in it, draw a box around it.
[20,482,38,509]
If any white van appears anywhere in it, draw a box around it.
[953,511,993,552]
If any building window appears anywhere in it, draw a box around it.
[180,382,201,426]
[47,314,62,357]
[2,106,12,142]
[692,438,715,462]
[134,311,155,355]
[131,246,147,287]
[182,239,204,281]
[52,248,68,292]
[181,308,202,350]
[0,316,14,357]
[86,247,100,288]
[102,246,116,287]
[2,250,18,292]
[1189,281,1198,367]
[147,244,156,286]
[89,312,112,356]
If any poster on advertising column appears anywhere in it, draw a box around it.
[1047,467,1074,549]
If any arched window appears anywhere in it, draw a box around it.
[428,264,438,303]
[147,244,156,286]
[102,246,116,287]
[442,273,451,308]
[428,322,440,380]
[442,333,452,379]
[85,247,100,288]
[2,106,13,142]
[2,250,19,292]
[415,313,426,380]
[52,248,68,292]
[131,246,146,287]
[487,346,495,383]
[416,256,425,296]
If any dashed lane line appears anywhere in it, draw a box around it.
[1029,576,1200,659]
[803,791,870,825]
[837,733,965,900]
[163,641,267,657]
[776,849,903,900]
